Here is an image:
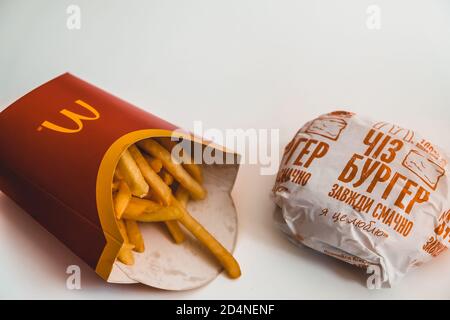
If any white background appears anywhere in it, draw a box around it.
[1,0,449,299]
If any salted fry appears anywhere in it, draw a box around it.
[163,186,189,244]
[126,197,163,214]
[159,169,174,186]
[144,154,163,173]
[164,221,185,244]
[118,243,135,265]
[174,197,241,279]
[126,220,145,253]
[112,139,241,279]
[117,218,128,240]
[116,219,135,265]
[123,205,183,222]
[113,180,132,219]
[143,189,163,204]
[138,139,206,200]
[157,137,203,183]
[156,164,186,243]
[117,149,149,197]
[183,163,203,184]
[175,186,190,208]
[128,144,172,205]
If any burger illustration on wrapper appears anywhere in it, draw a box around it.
[0,73,241,290]
[272,111,450,287]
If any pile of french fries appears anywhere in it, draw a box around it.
[111,137,241,279]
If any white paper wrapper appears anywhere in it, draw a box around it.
[272,111,450,287]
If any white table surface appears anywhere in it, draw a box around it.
[1,0,449,299]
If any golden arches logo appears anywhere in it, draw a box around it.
[40,100,100,133]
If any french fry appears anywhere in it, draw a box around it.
[117,149,149,198]
[173,197,241,279]
[112,180,119,192]
[112,139,241,279]
[159,169,174,186]
[157,137,203,183]
[113,180,132,219]
[118,243,135,265]
[117,218,128,241]
[143,154,163,173]
[125,220,145,253]
[116,219,135,265]
[155,163,186,244]
[161,173,186,244]
[126,197,164,214]
[175,185,190,208]
[183,162,203,184]
[129,144,184,243]
[123,205,183,222]
[164,221,185,244]
[163,186,190,244]
[128,144,172,206]
[143,189,163,204]
[138,139,206,200]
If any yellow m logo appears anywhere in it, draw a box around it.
[41,100,100,133]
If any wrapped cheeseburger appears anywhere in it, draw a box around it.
[272,111,449,287]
